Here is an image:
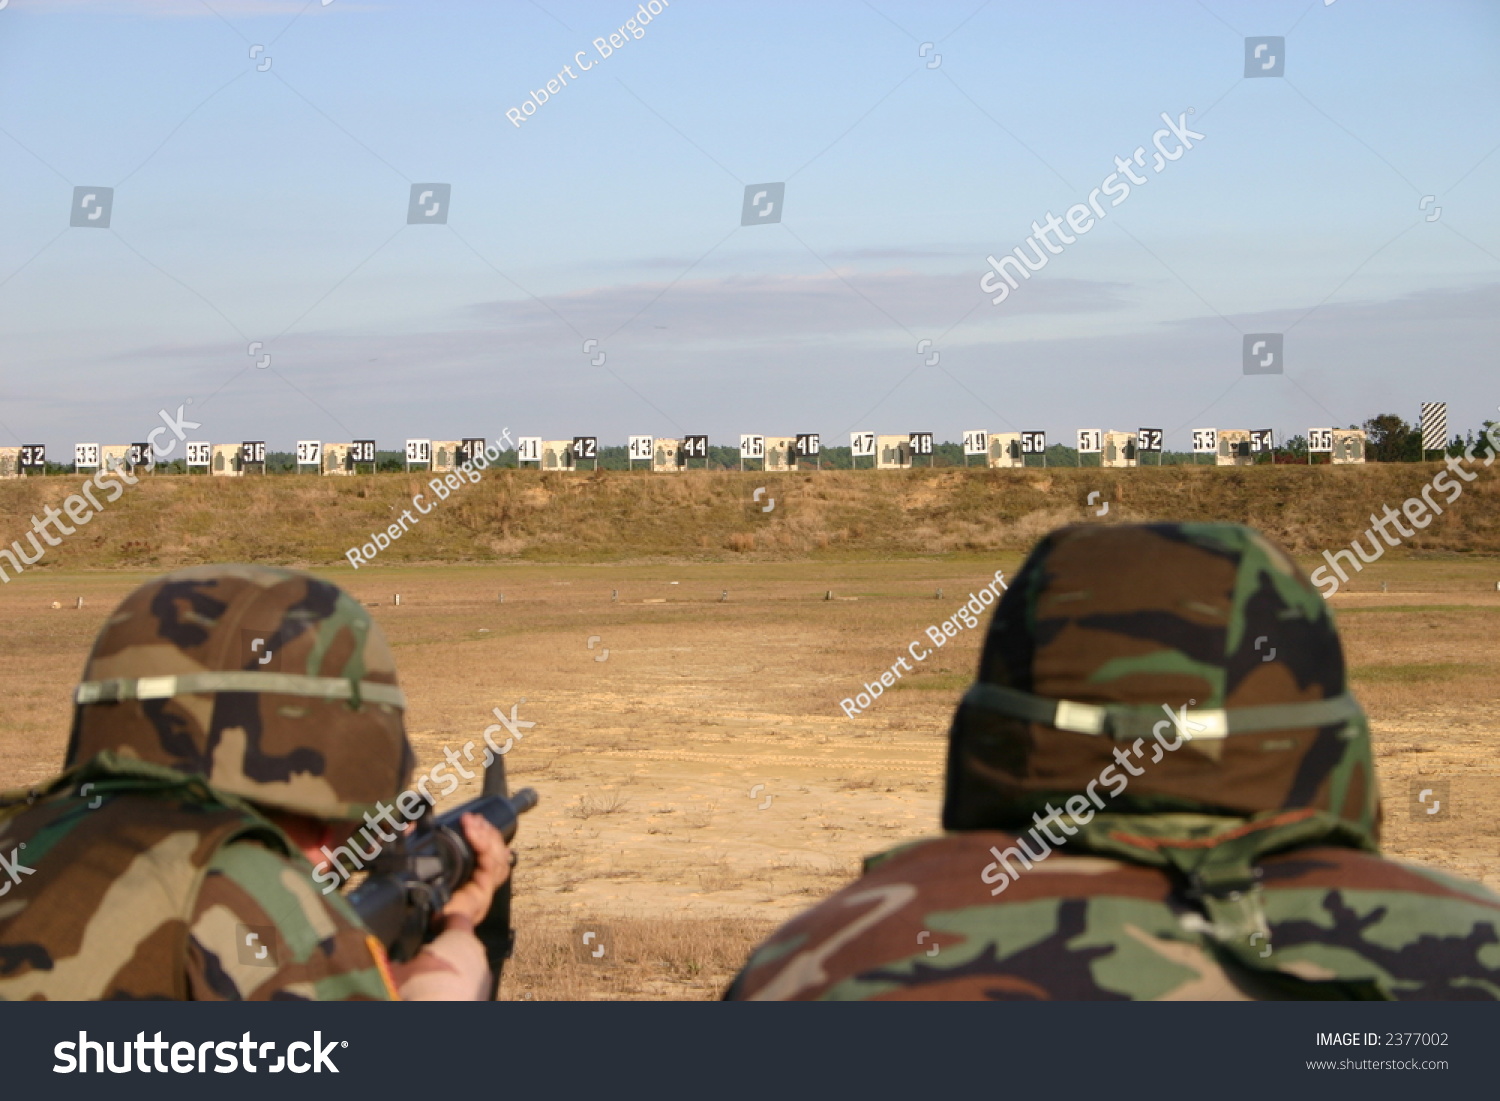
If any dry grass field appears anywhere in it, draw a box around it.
[2,463,1499,570]
[2,552,1497,1000]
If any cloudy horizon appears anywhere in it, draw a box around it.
[2,0,1496,453]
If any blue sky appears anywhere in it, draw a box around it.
[1,0,1496,453]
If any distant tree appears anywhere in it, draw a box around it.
[1361,414,1421,462]
[1451,423,1498,461]
[705,444,739,470]
[820,446,854,470]
[930,441,963,467]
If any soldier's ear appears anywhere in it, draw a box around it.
[265,810,341,860]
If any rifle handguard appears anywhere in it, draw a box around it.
[349,787,537,967]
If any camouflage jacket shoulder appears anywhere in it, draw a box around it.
[0,752,393,1001]
[725,831,1500,1001]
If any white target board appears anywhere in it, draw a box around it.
[296,441,322,465]
[988,432,1022,468]
[963,430,988,456]
[739,434,765,459]
[1332,429,1366,464]
[186,442,211,468]
[628,435,653,462]
[405,439,432,465]
[75,443,100,468]
[1308,427,1333,453]
[850,432,875,458]
[517,437,542,463]
[1192,429,1217,454]
[1020,431,1046,455]
[1076,429,1102,454]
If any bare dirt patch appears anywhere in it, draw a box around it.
[2,559,1495,999]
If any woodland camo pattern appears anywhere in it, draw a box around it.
[728,523,1500,1000]
[1,565,410,999]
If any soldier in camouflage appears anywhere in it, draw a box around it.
[728,522,1500,1000]
[0,564,510,1000]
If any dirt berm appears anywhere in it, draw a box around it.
[1,464,1497,570]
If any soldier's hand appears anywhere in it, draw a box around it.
[441,812,512,929]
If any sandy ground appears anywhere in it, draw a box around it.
[2,557,1497,998]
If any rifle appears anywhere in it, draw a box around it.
[350,754,536,998]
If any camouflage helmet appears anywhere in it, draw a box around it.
[944,522,1380,846]
[66,564,415,822]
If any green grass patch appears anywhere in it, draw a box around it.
[1348,662,1485,684]
[892,673,971,692]
[1336,605,1498,615]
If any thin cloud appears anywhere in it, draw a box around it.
[462,268,1131,343]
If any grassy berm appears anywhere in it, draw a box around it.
[1,463,1498,569]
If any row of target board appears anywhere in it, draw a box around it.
[0,427,1369,477]
[519,427,1366,468]
[0,439,470,474]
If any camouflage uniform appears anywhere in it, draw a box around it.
[0,565,413,1000]
[728,523,1500,1000]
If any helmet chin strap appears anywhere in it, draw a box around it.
[74,671,406,710]
[960,681,1364,742]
